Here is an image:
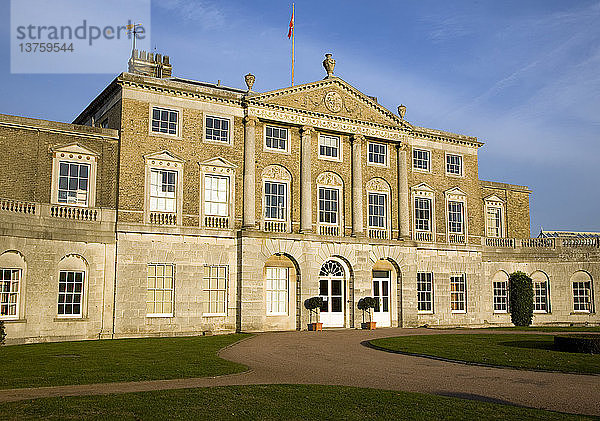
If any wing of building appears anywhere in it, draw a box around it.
[0,51,597,343]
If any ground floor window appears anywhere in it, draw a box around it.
[493,280,508,313]
[146,264,175,317]
[417,272,433,313]
[58,270,84,317]
[204,265,228,315]
[450,274,466,313]
[266,267,288,315]
[0,269,20,319]
[573,281,592,312]
[533,280,549,313]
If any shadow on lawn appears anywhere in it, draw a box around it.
[498,340,555,351]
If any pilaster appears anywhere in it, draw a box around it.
[351,134,364,237]
[243,115,258,229]
[300,125,314,233]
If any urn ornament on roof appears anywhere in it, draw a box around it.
[398,104,406,119]
[244,73,255,92]
[323,53,335,78]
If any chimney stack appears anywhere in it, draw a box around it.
[128,49,173,78]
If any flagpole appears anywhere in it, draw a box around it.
[291,3,295,86]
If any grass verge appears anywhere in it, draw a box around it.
[0,384,594,421]
[0,334,249,389]
[370,334,600,374]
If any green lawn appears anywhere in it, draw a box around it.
[0,334,249,389]
[0,384,593,421]
[370,334,600,374]
[483,326,600,332]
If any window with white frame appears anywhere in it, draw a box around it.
[448,201,464,233]
[446,154,463,176]
[58,162,90,206]
[368,142,387,165]
[417,272,433,313]
[204,175,229,217]
[57,270,84,317]
[493,275,509,313]
[533,274,549,313]
[414,197,432,232]
[413,149,430,171]
[203,265,228,315]
[450,274,466,313]
[319,134,340,160]
[572,272,593,313]
[150,169,177,213]
[368,192,386,228]
[151,107,178,135]
[265,126,288,152]
[266,267,288,315]
[205,116,230,143]
[486,206,503,238]
[318,187,339,224]
[264,181,286,220]
[0,269,20,320]
[146,264,174,317]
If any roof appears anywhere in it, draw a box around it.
[538,230,600,239]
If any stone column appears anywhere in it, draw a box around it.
[243,115,257,228]
[300,126,314,233]
[352,134,364,236]
[397,143,410,239]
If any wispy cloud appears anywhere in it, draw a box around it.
[154,0,225,30]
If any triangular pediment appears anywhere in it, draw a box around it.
[445,187,467,196]
[144,150,185,163]
[411,182,435,192]
[50,142,98,157]
[484,194,504,203]
[199,156,238,169]
[248,77,410,128]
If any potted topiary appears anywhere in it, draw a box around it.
[0,320,5,345]
[358,297,377,330]
[304,297,324,331]
[509,271,534,327]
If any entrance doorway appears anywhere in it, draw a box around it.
[372,270,391,327]
[318,260,345,327]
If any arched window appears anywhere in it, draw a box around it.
[492,271,509,313]
[531,271,549,313]
[571,271,593,313]
[57,254,87,318]
[0,251,26,320]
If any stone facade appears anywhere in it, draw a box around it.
[0,52,598,344]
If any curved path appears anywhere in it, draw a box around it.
[0,328,598,416]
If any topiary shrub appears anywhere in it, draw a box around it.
[357,297,377,323]
[509,271,534,327]
[0,320,5,345]
[304,296,324,324]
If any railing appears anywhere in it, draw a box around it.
[50,205,98,221]
[485,237,515,248]
[0,198,36,215]
[448,233,465,244]
[319,225,340,236]
[482,237,599,249]
[413,231,433,242]
[204,215,229,229]
[521,238,554,248]
[562,238,599,247]
[264,220,287,233]
[368,228,388,240]
[150,212,177,225]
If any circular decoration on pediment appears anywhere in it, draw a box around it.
[324,91,343,113]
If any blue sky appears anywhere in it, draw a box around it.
[1,0,599,234]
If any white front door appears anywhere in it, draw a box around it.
[319,277,344,327]
[372,270,391,327]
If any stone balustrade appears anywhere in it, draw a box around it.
[319,225,340,236]
[149,211,177,225]
[413,231,433,242]
[264,220,287,233]
[204,215,229,229]
[0,198,113,223]
[482,236,598,249]
[368,228,388,240]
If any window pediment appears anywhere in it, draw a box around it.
[144,150,185,164]
[445,187,467,202]
[316,171,343,187]
[366,177,390,192]
[199,156,238,169]
[484,194,504,205]
[51,143,98,159]
[411,182,435,193]
[262,164,291,181]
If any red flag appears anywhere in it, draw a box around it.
[287,8,294,39]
